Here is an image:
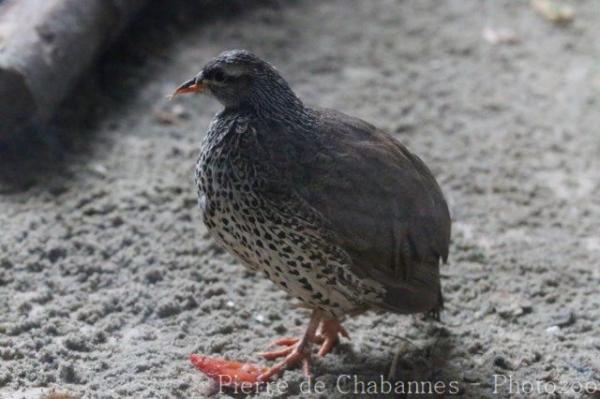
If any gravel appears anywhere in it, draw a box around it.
[1,0,599,398]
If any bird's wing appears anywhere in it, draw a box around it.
[295,108,451,312]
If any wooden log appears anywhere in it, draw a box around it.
[0,0,148,140]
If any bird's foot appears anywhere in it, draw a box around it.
[258,319,349,361]
[315,318,350,357]
[256,339,313,382]
[191,310,339,385]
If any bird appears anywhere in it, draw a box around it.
[172,49,451,385]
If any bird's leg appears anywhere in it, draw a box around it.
[315,317,350,357]
[256,309,323,382]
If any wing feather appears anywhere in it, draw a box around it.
[298,109,451,312]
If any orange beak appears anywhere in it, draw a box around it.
[170,76,205,99]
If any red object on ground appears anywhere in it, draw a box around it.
[190,317,351,384]
[190,354,271,386]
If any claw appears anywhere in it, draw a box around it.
[190,354,270,386]
[338,325,350,339]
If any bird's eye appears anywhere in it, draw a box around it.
[212,69,226,82]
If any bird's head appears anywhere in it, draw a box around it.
[172,49,302,113]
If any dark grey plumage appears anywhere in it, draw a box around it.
[189,50,451,318]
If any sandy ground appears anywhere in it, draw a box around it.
[1,0,599,398]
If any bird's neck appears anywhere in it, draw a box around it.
[247,79,312,125]
[254,99,310,126]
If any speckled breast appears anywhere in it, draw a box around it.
[194,115,362,317]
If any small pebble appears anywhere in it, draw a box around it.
[493,355,513,370]
[551,311,576,328]
[546,325,561,335]
[59,363,81,384]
